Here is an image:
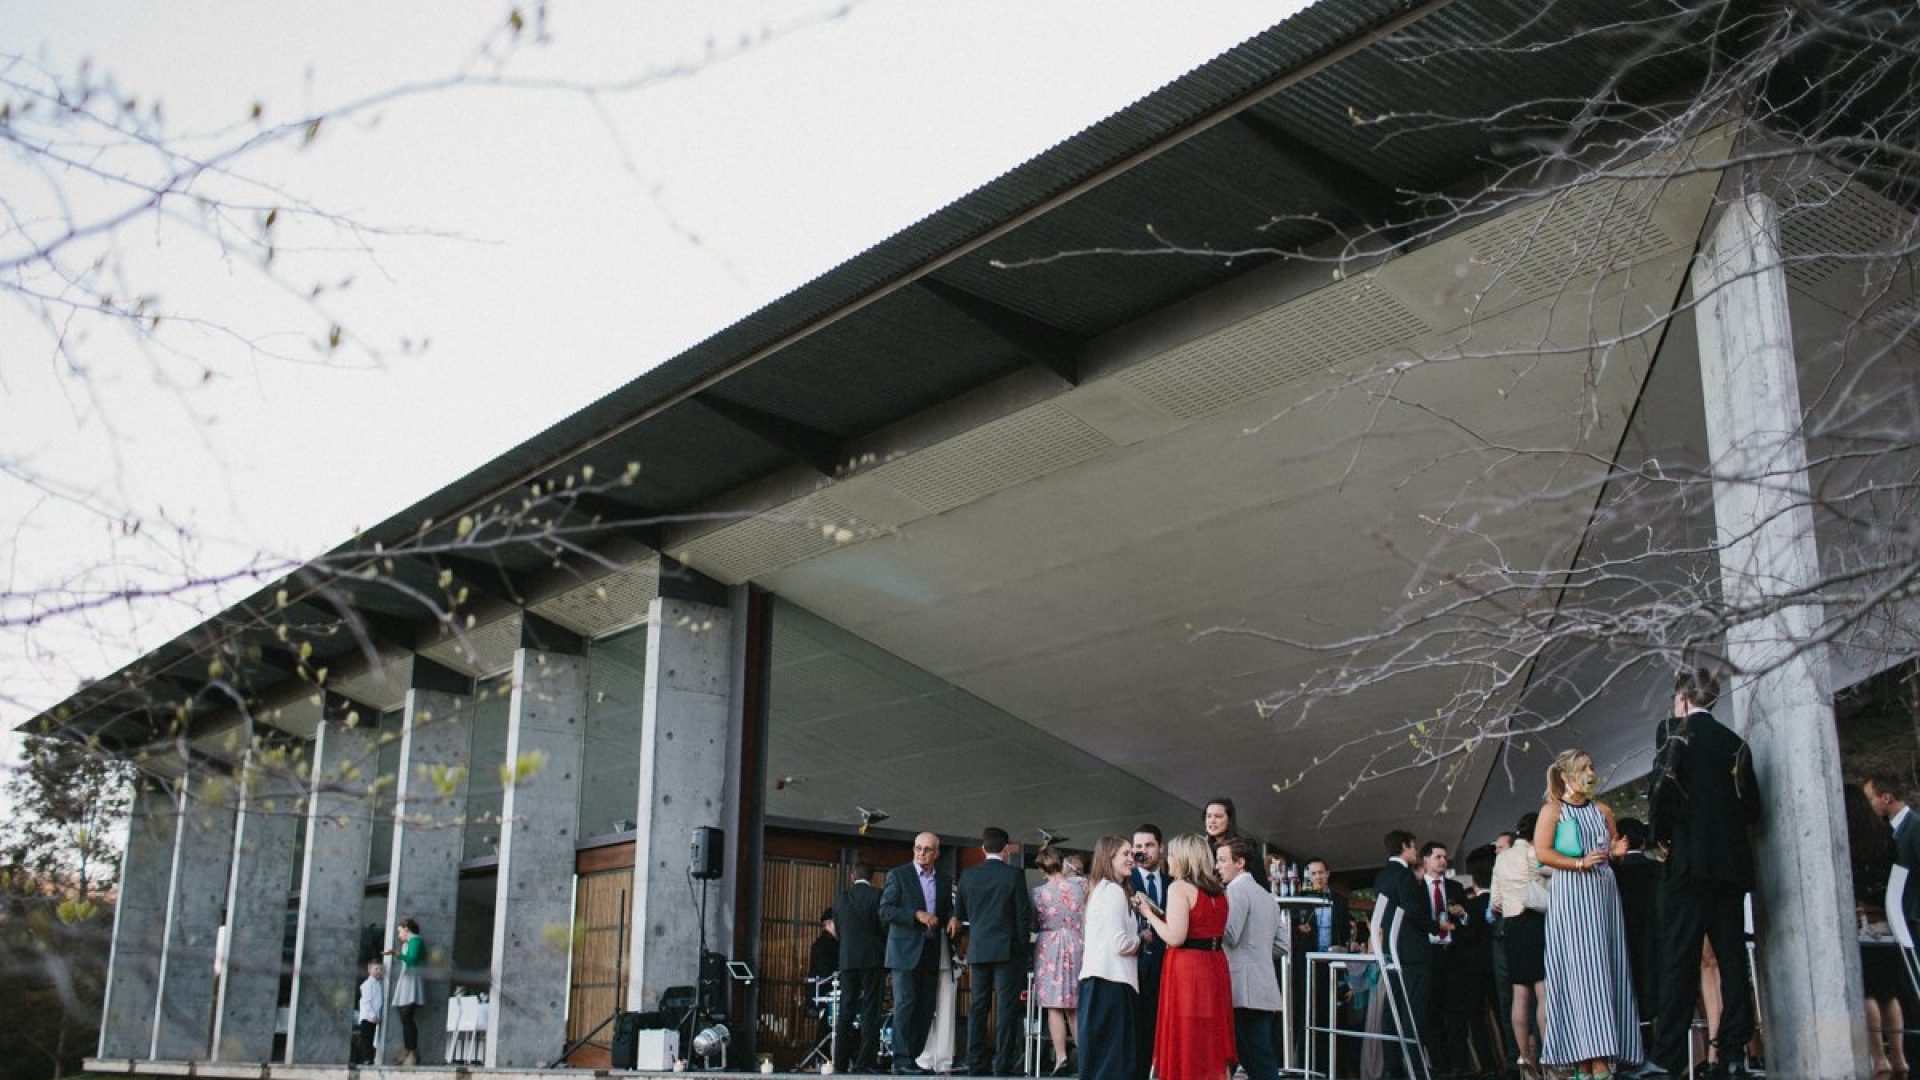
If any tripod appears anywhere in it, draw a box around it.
[796,973,840,1072]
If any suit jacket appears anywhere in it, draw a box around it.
[1650,708,1759,886]
[1130,866,1169,975]
[1893,809,1920,925]
[1372,857,1438,965]
[1433,877,1483,951]
[1222,872,1284,1011]
[954,857,1032,964]
[1612,850,1664,1003]
[879,862,952,971]
[835,880,885,970]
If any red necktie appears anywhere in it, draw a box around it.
[1432,879,1450,944]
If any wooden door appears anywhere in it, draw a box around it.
[564,863,634,1068]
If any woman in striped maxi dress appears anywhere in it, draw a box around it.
[1532,749,1643,1080]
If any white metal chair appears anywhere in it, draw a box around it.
[1302,895,1426,1079]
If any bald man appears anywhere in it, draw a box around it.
[878,832,952,1074]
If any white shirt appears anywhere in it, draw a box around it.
[1079,879,1139,988]
[357,975,384,1024]
[1894,805,1912,836]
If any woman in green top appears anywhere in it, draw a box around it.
[386,917,425,1064]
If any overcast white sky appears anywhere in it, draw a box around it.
[1,2,1306,764]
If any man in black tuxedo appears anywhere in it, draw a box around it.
[880,833,953,1074]
[1373,830,1443,1078]
[1646,668,1759,1078]
[834,861,887,1074]
[1610,817,1664,1025]
[953,827,1034,1076]
[1128,824,1167,1080]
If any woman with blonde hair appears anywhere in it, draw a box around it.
[1132,834,1234,1080]
[1533,750,1642,1080]
[1077,835,1140,1080]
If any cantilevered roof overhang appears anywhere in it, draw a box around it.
[32,0,1917,861]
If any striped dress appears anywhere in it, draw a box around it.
[1541,800,1644,1067]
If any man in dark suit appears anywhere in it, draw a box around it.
[1373,830,1442,1078]
[1610,817,1665,1026]
[1291,857,1351,1060]
[953,827,1034,1076]
[834,861,887,1074]
[880,833,953,1075]
[1417,841,1471,1079]
[1866,776,1920,922]
[1646,668,1760,1078]
[1128,824,1167,1080]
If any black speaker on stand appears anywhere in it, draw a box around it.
[689,826,728,1067]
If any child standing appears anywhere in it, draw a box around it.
[354,960,384,1064]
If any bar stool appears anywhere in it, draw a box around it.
[1303,896,1427,1079]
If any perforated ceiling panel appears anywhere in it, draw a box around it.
[867,403,1114,514]
[1778,177,1909,289]
[1119,275,1427,420]
[328,652,413,712]
[674,491,876,585]
[418,612,522,678]
[529,558,660,638]
[1467,179,1683,299]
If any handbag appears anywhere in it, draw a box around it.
[1552,815,1584,859]
[1524,868,1551,913]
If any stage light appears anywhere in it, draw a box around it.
[693,1023,731,1058]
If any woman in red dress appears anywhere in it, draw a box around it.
[1131,834,1235,1080]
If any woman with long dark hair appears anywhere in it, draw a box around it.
[385,916,425,1065]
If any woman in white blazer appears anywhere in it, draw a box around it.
[1078,835,1141,1080]
[1218,838,1284,1080]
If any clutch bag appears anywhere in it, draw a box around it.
[1552,816,1584,858]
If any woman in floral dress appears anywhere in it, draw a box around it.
[1033,846,1088,1073]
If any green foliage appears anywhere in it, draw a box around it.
[0,867,115,1079]
[2,735,133,902]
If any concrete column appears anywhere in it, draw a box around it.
[211,749,303,1061]
[1694,192,1867,1079]
[98,778,179,1060]
[628,595,735,1010]
[151,770,238,1060]
[381,660,474,1064]
[486,635,589,1067]
[286,703,381,1063]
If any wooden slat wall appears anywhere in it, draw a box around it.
[758,856,841,1068]
[564,867,634,1068]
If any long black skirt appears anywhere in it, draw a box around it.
[1078,976,1138,1080]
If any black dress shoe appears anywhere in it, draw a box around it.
[893,1066,931,1075]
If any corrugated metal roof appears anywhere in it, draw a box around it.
[35,0,1737,742]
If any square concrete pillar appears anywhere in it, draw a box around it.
[485,642,589,1067]
[380,660,474,1064]
[152,770,238,1060]
[1694,191,1867,1079]
[99,778,180,1059]
[211,750,303,1062]
[628,595,735,1010]
[286,704,381,1062]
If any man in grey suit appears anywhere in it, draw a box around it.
[880,833,952,1075]
[1218,837,1283,1080]
[953,826,1033,1077]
